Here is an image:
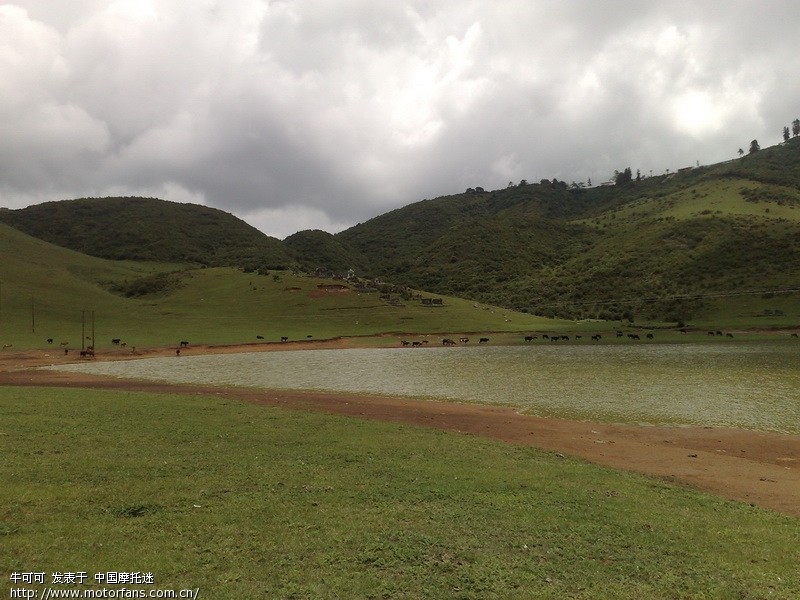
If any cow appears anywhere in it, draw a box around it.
[591,334,602,341]
[442,338,456,345]
[400,340,410,346]
[281,336,288,342]
[627,334,640,340]
[524,336,535,342]
[180,340,189,347]
[792,333,799,338]
[479,337,490,343]
[111,338,121,345]
[256,335,264,340]
[646,333,654,339]
[412,341,423,347]
[726,333,734,338]
[46,338,53,344]
[459,337,470,344]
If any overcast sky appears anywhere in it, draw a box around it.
[2,1,799,239]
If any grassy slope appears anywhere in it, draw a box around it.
[3,387,798,599]
[337,140,800,325]
[0,223,566,350]
[0,196,292,269]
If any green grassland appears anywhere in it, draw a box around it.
[3,387,798,598]
[0,223,566,350]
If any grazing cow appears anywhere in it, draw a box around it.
[60,341,69,347]
[180,340,189,347]
[479,337,490,343]
[2,344,11,349]
[46,338,53,344]
[412,341,422,347]
[111,338,121,345]
[256,335,264,340]
[627,334,640,340]
[707,331,716,336]
[422,340,429,344]
[616,331,624,338]
[442,338,456,345]
[726,333,734,338]
[715,331,723,336]
[791,333,799,338]
[524,336,535,342]
[542,334,549,340]
[281,336,288,342]
[591,334,601,341]
[679,329,688,334]
[79,349,94,358]
[400,340,410,346]
[561,336,570,341]
[575,335,582,340]
[646,333,654,339]
[459,337,470,343]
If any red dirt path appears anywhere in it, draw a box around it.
[2,341,798,518]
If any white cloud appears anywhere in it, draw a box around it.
[1,1,799,235]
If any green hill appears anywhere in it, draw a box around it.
[337,138,800,325]
[0,196,292,269]
[0,222,562,350]
[1,140,799,328]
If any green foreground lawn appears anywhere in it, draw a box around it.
[2,387,798,599]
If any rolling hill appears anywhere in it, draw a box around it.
[1,139,799,327]
[0,196,292,269]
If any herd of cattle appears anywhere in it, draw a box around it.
[5,329,793,359]
[396,329,778,347]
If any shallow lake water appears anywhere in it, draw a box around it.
[47,342,800,433]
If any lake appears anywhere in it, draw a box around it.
[46,342,800,434]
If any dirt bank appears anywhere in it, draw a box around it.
[2,342,798,518]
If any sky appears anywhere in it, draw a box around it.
[2,1,799,239]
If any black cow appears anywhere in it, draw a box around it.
[46,338,53,344]
[111,338,121,345]
[400,340,410,346]
[479,337,490,343]
[442,338,456,345]
[256,335,264,340]
[591,334,601,341]
[646,333,654,339]
[281,336,288,342]
[180,340,189,347]
[524,336,535,342]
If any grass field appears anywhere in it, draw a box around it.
[2,387,799,599]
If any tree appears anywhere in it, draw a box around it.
[614,167,632,185]
[793,119,800,137]
[749,139,760,154]
[784,126,791,142]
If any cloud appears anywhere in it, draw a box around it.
[1,1,799,237]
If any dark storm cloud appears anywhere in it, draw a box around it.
[2,1,799,238]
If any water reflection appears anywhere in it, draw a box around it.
[46,343,800,433]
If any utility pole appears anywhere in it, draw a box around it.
[81,310,85,351]
[31,296,35,333]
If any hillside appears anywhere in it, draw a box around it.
[0,196,292,270]
[337,138,800,324]
[2,140,799,326]
[0,222,562,349]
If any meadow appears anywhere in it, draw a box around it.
[2,386,799,599]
